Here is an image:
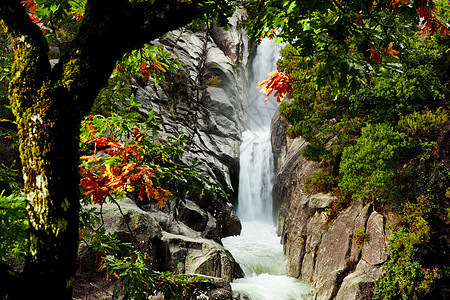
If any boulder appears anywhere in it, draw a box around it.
[313,204,363,300]
[132,11,251,209]
[161,232,243,282]
[361,212,389,266]
[189,276,234,300]
[335,260,384,300]
[74,196,243,299]
[308,193,336,209]
[301,212,326,282]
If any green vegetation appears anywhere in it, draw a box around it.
[0,192,28,261]
[339,123,413,205]
[277,45,449,299]
[352,227,368,249]
[1,0,236,298]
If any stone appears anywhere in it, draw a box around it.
[335,260,385,300]
[308,193,336,209]
[189,276,234,300]
[301,212,327,282]
[161,232,241,282]
[313,220,351,300]
[349,204,371,262]
[74,198,162,300]
[362,212,389,266]
[178,199,209,233]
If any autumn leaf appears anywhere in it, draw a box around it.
[140,58,169,78]
[368,42,400,64]
[390,0,408,6]
[258,70,293,103]
[386,42,400,59]
[368,49,381,64]
[416,0,449,36]
[79,123,172,208]
[79,172,109,205]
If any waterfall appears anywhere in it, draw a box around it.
[222,40,312,299]
[237,38,278,223]
[236,130,274,223]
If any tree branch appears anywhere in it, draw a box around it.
[0,0,51,112]
[0,119,17,132]
[49,0,203,116]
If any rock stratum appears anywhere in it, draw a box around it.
[271,111,388,300]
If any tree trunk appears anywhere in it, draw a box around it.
[15,90,82,298]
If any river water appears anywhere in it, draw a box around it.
[221,39,312,300]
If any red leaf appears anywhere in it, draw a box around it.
[258,70,293,103]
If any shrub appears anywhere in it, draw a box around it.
[374,197,442,300]
[0,192,28,261]
[352,227,368,248]
[301,144,331,162]
[398,107,448,141]
[339,123,413,204]
[304,169,339,194]
[204,76,221,87]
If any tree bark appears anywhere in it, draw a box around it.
[0,0,214,298]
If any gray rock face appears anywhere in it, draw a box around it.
[335,260,385,300]
[134,8,250,208]
[271,112,388,300]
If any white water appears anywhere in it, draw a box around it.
[222,40,312,300]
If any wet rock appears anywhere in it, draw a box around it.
[74,196,242,299]
[161,232,241,282]
[189,276,234,300]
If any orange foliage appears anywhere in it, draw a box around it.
[390,0,408,6]
[79,124,171,208]
[416,0,449,36]
[257,69,293,103]
[368,42,400,64]
[140,58,169,78]
[21,0,39,23]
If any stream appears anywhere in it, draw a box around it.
[221,39,313,300]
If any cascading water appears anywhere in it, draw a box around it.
[222,39,312,299]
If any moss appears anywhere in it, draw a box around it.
[62,57,82,90]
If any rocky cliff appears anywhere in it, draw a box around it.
[74,9,252,299]
[271,111,388,300]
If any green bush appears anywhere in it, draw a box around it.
[352,227,368,248]
[277,40,448,161]
[374,197,442,300]
[398,107,448,140]
[0,192,28,261]
[304,169,339,194]
[338,123,413,204]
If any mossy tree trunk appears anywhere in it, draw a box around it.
[0,0,204,298]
